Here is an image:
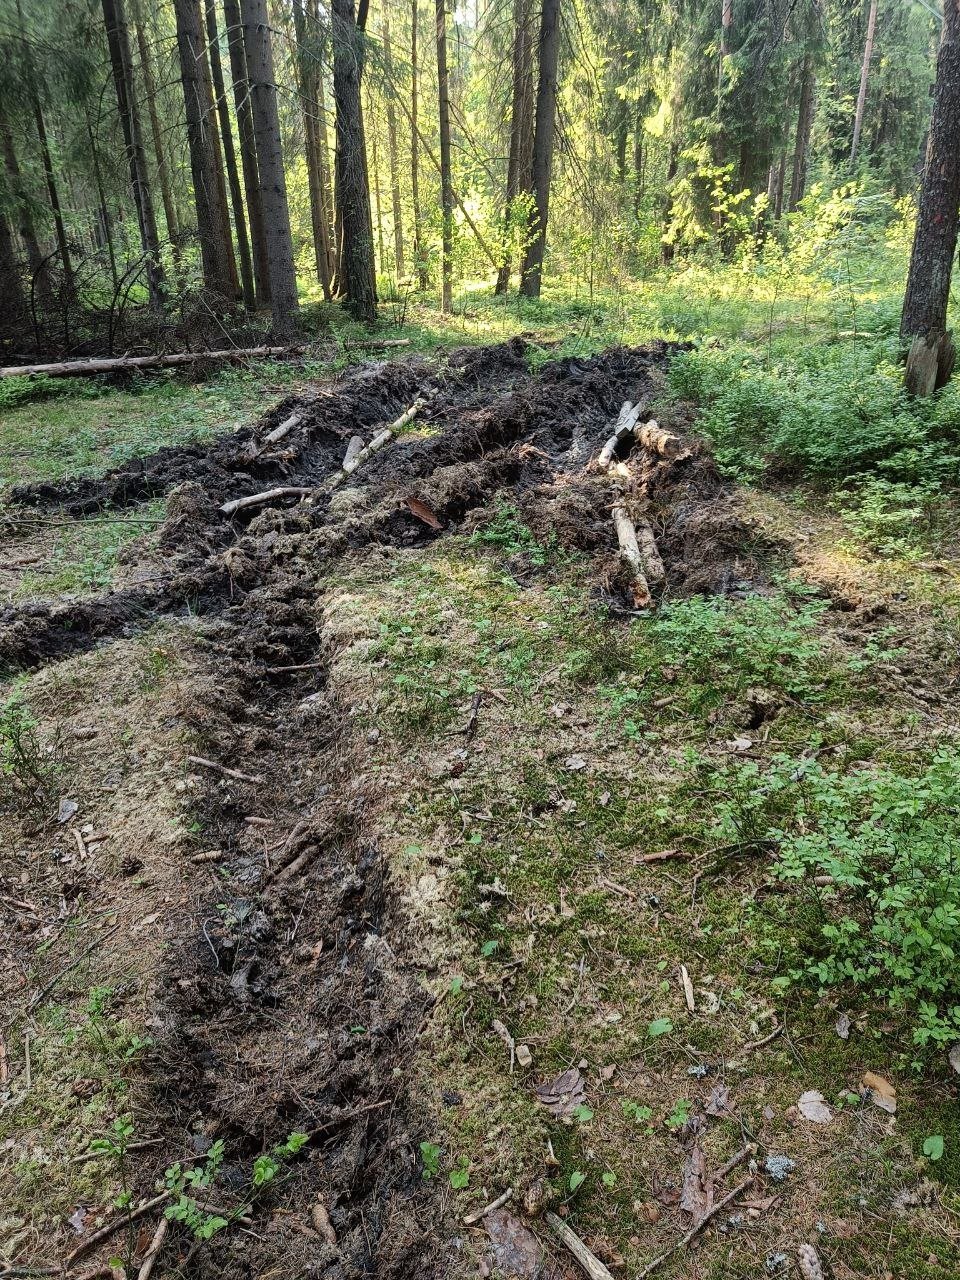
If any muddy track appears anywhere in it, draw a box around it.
[3,340,764,1279]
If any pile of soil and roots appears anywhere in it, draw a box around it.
[0,340,763,1280]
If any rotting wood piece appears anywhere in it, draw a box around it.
[634,419,683,459]
[636,520,666,585]
[0,346,301,380]
[612,504,652,607]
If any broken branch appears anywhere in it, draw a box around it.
[596,402,643,470]
[635,1176,754,1279]
[328,398,425,489]
[462,1187,513,1226]
[187,755,266,785]
[612,504,652,607]
[634,420,683,459]
[219,486,314,517]
[544,1211,616,1280]
[66,1192,171,1267]
[135,1216,169,1280]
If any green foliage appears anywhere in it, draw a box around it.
[647,1017,674,1038]
[838,478,946,559]
[419,1141,441,1179]
[0,693,62,814]
[924,1136,945,1162]
[709,750,960,1047]
[449,1157,471,1189]
[665,1099,692,1130]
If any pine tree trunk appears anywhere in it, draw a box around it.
[240,0,300,335]
[851,0,878,165]
[495,0,534,295]
[900,0,960,394]
[0,119,50,307]
[85,121,119,290]
[174,0,238,302]
[292,0,333,299]
[102,0,165,307]
[519,0,561,299]
[314,55,337,284]
[788,52,815,212]
[435,0,454,312]
[632,102,644,215]
[134,16,181,253]
[661,138,678,265]
[331,0,377,321]
[370,89,387,278]
[382,7,405,278]
[410,0,428,289]
[206,1,256,309]
[0,211,26,318]
[222,0,270,305]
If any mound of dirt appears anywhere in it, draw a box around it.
[0,340,766,1279]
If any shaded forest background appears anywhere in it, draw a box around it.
[0,0,946,356]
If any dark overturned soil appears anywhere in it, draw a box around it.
[1,340,766,1279]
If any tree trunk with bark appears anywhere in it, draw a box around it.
[85,121,119,290]
[331,0,377,321]
[382,7,405,278]
[240,0,300,335]
[495,0,534,295]
[206,1,256,308]
[410,0,428,289]
[0,119,50,308]
[519,0,561,299]
[850,0,878,165]
[134,15,181,253]
[0,212,26,318]
[222,0,270,305]
[174,0,238,302]
[788,51,815,212]
[901,0,960,394]
[102,0,165,307]
[292,0,333,299]
[435,0,454,311]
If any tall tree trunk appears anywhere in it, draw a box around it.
[239,0,300,334]
[134,16,181,253]
[632,103,644,215]
[174,0,237,302]
[292,0,333,299]
[382,6,405,278]
[0,119,50,307]
[222,0,270,305]
[721,0,732,56]
[15,0,75,304]
[331,0,377,321]
[661,137,678,265]
[102,0,165,306]
[519,0,561,299]
[0,211,26,318]
[314,54,337,284]
[900,0,960,394]
[369,88,387,277]
[850,0,878,165]
[435,0,454,312]
[410,0,428,289]
[206,1,255,308]
[86,121,119,291]
[495,0,534,296]
[788,52,815,212]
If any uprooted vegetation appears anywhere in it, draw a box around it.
[2,340,960,1280]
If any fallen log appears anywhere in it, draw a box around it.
[0,345,301,380]
[263,410,303,446]
[612,504,652,607]
[634,419,683,459]
[220,486,314,517]
[344,338,412,350]
[328,397,425,490]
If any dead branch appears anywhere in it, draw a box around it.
[596,402,643,470]
[342,435,365,469]
[219,486,314,517]
[28,924,121,1013]
[135,1216,169,1280]
[263,410,303,446]
[66,1192,171,1267]
[544,1212,616,1280]
[635,521,666,585]
[1,346,301,380]
[186,755,266,785]
[612,504,652,607]
[345,338,412,350]
[462,1187,513,1226]
[328,398,426,489]
[713,1142,756,1184]
[635,1176,754,1279]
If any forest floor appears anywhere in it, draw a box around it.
[2,310,960,1280]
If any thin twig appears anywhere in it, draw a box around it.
[187,755,265,785]
[462,1187,513,1225]
[27,924,121,1012]
[635,1176,754,1279]
[65,1191,171,1267]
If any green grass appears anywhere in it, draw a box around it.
[13,500,166,598]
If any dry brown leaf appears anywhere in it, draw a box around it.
[679,1134,712,1224]
[535,1067,587,1118]
[798,1090,833,1125]
[862,1071,897,1113]
[404,496,443,530]
[705,1084,733,1117]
